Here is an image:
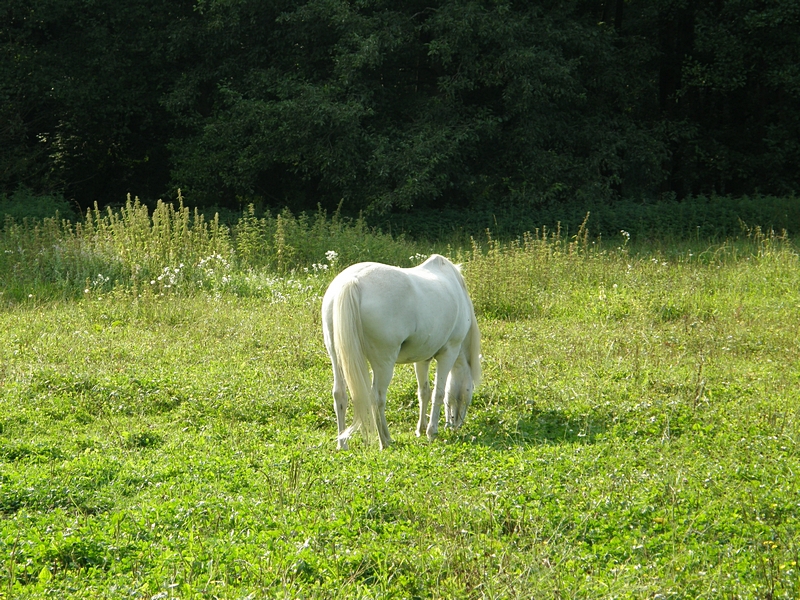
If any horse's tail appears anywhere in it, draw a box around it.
[467,306,482,387]
[333,278,378,444]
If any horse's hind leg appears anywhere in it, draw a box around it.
[372,362,395,450]
[414,360,432,437]
[332,363,349,450]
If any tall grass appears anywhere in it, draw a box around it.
[3,195,796,311]
[380,193,800,242]
[0,194,419,303]
[233,204,418,273]
[0,195,231,301]
[463,215,799,322]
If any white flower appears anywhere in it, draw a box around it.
[325,250,339,263]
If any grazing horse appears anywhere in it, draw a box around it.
[322,254,481,450]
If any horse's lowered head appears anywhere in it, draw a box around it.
[442,293,482,432]
[443,354,476,431]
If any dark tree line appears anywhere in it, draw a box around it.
[2,0,799,214]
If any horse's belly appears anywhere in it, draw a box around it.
[394,333,450,364]
[395,347,433,364]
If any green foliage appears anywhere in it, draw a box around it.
[0,189,77,222]
[0,0,187,200]
[672,0,800,196]
[382,194,800,242]
[0,194,418,303]
[0,227,799,597]
[167,0,665,211]
[7,0,800,211]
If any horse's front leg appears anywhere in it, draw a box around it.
[413,361,432,437]
[426,350,458,441]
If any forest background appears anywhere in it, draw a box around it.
[2,0,800,234]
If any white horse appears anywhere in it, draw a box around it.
[322,254,481,450]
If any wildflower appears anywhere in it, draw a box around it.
[325,250,339,263]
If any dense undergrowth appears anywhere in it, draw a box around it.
[1,197,799,598]
[0,195,418,304]
[379,193,800,243]
[1,193,797,306]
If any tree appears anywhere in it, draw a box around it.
[590,0,800,198]
[0,0,193,203]
[3,0,798,213]
[167,0,668,212]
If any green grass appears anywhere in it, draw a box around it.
[1,205,799,598]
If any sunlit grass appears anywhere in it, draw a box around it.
[1,207,799,598]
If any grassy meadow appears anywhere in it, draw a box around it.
[1,199,799,598]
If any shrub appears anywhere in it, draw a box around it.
[0,188,77,221]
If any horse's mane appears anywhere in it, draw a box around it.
[426,255,481,386]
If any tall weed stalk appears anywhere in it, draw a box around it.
[231,204,417,273]
[0,196,419,302]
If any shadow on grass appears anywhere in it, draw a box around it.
[455,407,612,449]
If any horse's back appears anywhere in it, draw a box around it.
[347,257,471,363]
[324,256,470,339]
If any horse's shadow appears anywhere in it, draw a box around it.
[389,386,612,450]
[444,406,611,450]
